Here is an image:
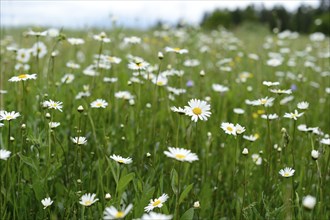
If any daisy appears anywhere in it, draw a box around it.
[8,73,37,82]
[269,89,292,95]
[115,91,134,100]
[31,42,47,58]
[0,149,11,160]
[212,84,229,93]
[41,197,53,209]
[262,81,280,87]
[221,122,236,136]
[163,147,198,162]
[302,195,316,210]
[233,108,245,114]
[261,114,279,120]
[106,56,122,64]
[0,111,20,121]
[61,74,75,84]
[184,99,211,122]
[66,61,80,69]
[235,124,246,135]
[165,47,188,54]
[104,77,118,83]
[43,99,63,112]
[71,137,87,145]
[320,138,330,145]
[90,99,108,108]
[144,194,169,212]
[279,167,295,177]
[297,101,309,110]
[49,122,60,129]
[152,75,168,86]
[170,106,186,114]
[110,154,133,164]
[311,150,319,160]
[103,204,133,219]
[93,32,111,43]
[79,193,99,206]
[123,36,141,44]
[250,97,275,107]
[16,48,31,63]
[243,134,258,142]
[251,154,262,165]
[283,110,304,120]
[141,212,173,220]
[67,38,85,45]
[128,60,149,71]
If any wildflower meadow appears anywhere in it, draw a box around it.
[0,24,329,220]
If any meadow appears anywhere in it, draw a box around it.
[0,24,329,220]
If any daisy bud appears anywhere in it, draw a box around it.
[105,193,111,200]
[120,124,124,128]
[158,52,164,60]
[193,201,200,208]
[129,99,135,106]
[77,179,82,183]
[10,136,15,142]
[200,70,205,77]
[311,150,319,160]
[242,148,249,155]
[21,123,26,129]
[277,147,282,152]
[127,81,132,86]
[77,105,84,113]
[281,127,287,133]
[302,195,316,210]
[146,152,151,157]
[45,113,51,119]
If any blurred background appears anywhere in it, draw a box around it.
[1,0,329,34]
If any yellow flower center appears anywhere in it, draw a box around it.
[115,211,124,218]
[84,201,92,206]
[136,62,142,67]
[118,159,125,163]
[157,81,164,86]
[175,154,186,160]
[152,199,161,206]
[18,74,27,79]
[283,173,290,177]
[96,103,102,107]
[5,115,13,120]
[227,126,233,132]
[260,99,267,105]
[174,47,181,52]
[192,107,202,115]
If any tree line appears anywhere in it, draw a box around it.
[200,0,329,34]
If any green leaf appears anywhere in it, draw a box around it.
[171,168,178,194]
[179,183,194,205]
[117,172,135,194]
[180,208,194,220]
[18,153,39,173]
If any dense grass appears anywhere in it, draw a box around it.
[0,25,329,220]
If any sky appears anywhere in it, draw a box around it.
[1,0,320,29]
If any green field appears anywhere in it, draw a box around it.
[0,25,329,219]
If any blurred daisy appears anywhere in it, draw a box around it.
[165,47,188,54]
[0,123,4,127]
[0,111,20,121]
[79,193,99,206]
[280,96,294,105]
[0,149,11,160]
[141,212,173,220]
[41,197,53,209]
[252,154,262,165]
[320,138,330,145]
[90,99,108,108]
[104,204,133,219]
[212,84,229,93]
[106,56,122,64]
[67,38,85,45]
[144,194,169,212]
[263,81,280,87]
[235,124,246,135]
[184,99,211,122]
[124,36,141,44]
[128,60,149,70]
[43,100,63,112]
[221,122,236,136]
[31,42,47,58]
[283,110,304,120]
[311,150,319,160]
[270,89,292,95]
[26,29,47,36]
[233,108,245,114]
[243,134,258,142]
[66,61,80,69]
[93,32,111,43]
[164,147,198,162]
[110,154,132,164]
[61,74,75,84]
[104,77,118,83]
[297,101,309,110]
[71,137,87,145]
[250,97,275,107]
[16,48,31,63]
[49,122,60,129]
[261,114,279,120]
[9,73,37,82]
[302,195,316,210]
[279,167,295,177]
[267,57,282,67]
[152,75,168,86]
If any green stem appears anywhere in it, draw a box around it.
[175,163,182,220]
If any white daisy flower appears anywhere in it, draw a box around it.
[170,106,186,114]
[302,195,316,210]
[283,110,304,120]
[279,167,295,177]
[235,124,245,135]
[103,204,133,219]
[115,91,134,100]
[233,108,245,114]
[262,81,280,87]
[184,99,211,122]
[93,32,111,43]
[144,194,169,212]
[0,111,20,121]
[43,99,63,112]
[261,114,279,120]
[110,154,133,164]
[8,73,37,82]
[41,197,53,209]
[31,42,47,58]
[67,38,85,45]
[252,154,262,165]
[0,149,11,160]
[165,47,188,54]
[164,147,198,162]
[128,60,149,70]
[71,137,87,145]
[269,89,292,95]
[311,150,319,160]
[49,122,60,129]
[141,212,173,220]
[79,193,99,206]
[90,99,108,108]
[243,134,258,142]
[320,138,330,145]
[250,97,275,107]
[221,122,236,136]
[61,74,75,84]
[212,84,229,93]
[297,101,309,110]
